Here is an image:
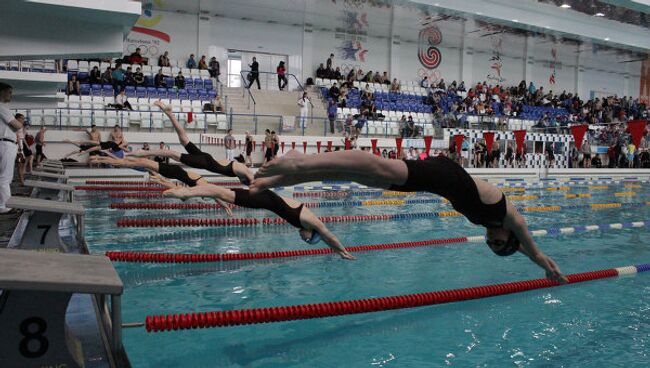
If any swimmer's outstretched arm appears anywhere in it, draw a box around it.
[163,184,236,204]
[90,156,159,171]
[128,148,183,162]
[63,139,99,147]
[503,203,568,284]
[252,150,408,194]
[294,204,355,260]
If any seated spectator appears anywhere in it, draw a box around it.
[356,69,365,81]
[333,67,342,80]
[101,66,113,85]
[381,71,390,85]
[134,67,145,86]
[203,95,225,113]
[175,71,186,89]
[124,66,135,86]
[154,69,166,88]
[111,63,125,94]
[316,63,327,78]
[406,116,416,137]
[209,57,220,80]
[89,66,101,84]
[111,89,133,110]
[329,82,340,101]
[363,83,372,99]
[372,71,382,83]
[198,55,208,70]
[343,114,354,134]
[67,74,80,95]
[388,150,397,159]
[437,79,446,90]
[142,143,150,151]
[186,54,197,69]
[346,68,355,81]
[129,47,144,65]
[158,51,171,67]
[420,76,429,88]
[390,78,400,92]
[458,81,466,92]
[354,114,367,137]
[362,70,373,82]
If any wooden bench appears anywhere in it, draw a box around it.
[0,248,123,368]
[24,180,74,202]
[7,197,85,251]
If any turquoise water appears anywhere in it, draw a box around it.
[78,183,650,367]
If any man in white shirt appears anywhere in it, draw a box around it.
[224,129,235,161]
[0,83,24,214]
[297,92,311,129]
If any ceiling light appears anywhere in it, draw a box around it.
[604,37,610,41]
[594,12,605,17]
[560,4,571,8]
[512,19,519,22]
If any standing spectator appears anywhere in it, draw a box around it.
[89,66,101,84]
[247,57,260,89]
[420,76,429,88]
[582,140,591,168]
[129,47,144,65]
[34,126,46,164]
[175,71,186,89]
[134,67,145,86]
[245,131,253,167]
[327,99,338,134]
[277,61,288,91]
[15,120,32,185]
[158,51,171,67]
[154,142,169,164]
[0,83,23,214]
[263,129,273,164]
[326,53,334,70]
[316,63,326,78]
[209,57,220,81]
[224,129,235,161]
[142,143,150,151]
[381,71,390,85]
[101,66,113,85]
[297,92,311,129]
[67,74,81,95]
[154,69,166,88]
[198,55,208,70]
[186,54,197,69]
[271,131,280,158]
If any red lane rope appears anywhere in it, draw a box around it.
[109,201,324,210]
[144,268,618,332]
[109,192,163,198]
[77,186,168,192]
[84,180,242,186]
[106,237,469,263]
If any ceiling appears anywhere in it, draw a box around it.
[142,0,650,61]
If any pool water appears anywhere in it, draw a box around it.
[78,182,650,367]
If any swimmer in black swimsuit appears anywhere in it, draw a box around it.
[252,150,567,282]
[63,139,129,160]
[163,184,355,260]
[128,101,253,185]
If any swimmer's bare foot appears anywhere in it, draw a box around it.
[233,162,254,186]
[250,175,289,195]
[127,149,147,157]
[255,150,303,179]
[163,186,193,200]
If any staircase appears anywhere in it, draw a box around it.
[220,86,328,135]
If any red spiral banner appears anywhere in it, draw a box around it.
[418,25,442,69]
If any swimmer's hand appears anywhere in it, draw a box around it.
[163,186,192,200]
[153,100,172,113]
[543,256,568,284]
[338,250,356,260]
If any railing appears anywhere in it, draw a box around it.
[0,59,63,73]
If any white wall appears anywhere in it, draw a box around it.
[125,8,643,100]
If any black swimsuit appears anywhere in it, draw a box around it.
[180,142,236,177]
[158,163,202,187]
[389,156,507,228]
[100,141,121,151]
[232,189,304,228]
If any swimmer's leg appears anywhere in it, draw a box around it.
[252,150,408,193]
[128,148,183,162]
[154,101,190,146]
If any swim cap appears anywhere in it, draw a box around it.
[487,231,520,257]
[304,230,322,244]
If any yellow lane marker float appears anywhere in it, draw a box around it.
[589,185,609,189]
[565,193,592,198]
[614,192,636,197]
[522,206,562,212]
[507,195,539,201]
[590,203,622,209]
[625,184,642,188]
[546,186,570,191]
[501,187,526,193]
[382,191,417,197]
[362,199,407,206]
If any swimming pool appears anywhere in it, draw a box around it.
[77,181,650,367]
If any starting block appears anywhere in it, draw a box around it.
[29,171,68,182]
[23,180,74,202]
[7,197,84,251]
[0,248,123,368]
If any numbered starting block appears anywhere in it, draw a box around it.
[29,171,68,183]
[0,248,123,368]
[7,197,84,252]
[24,180,74,202]
[39,165,66,174]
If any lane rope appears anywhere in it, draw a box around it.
[106,220,650,263]
[143,262,650,332]
[116,202,650,227]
